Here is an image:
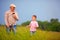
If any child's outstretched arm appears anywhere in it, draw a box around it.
[26,25,30,28]
[26,22,31,28]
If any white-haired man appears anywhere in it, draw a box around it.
[5,4,19,34]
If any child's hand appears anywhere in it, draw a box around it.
[26,25,29,27]
[26,25,30,28]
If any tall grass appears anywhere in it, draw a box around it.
[0,26,60,40]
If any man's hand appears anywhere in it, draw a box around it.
[13,13,18,21]
[6,24,9,27]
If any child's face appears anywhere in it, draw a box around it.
[32,16,36,21]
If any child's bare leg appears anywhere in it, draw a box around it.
[30,31,36,36]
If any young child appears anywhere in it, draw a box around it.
[29,15,39,36]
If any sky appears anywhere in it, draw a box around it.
[0,0,60,24]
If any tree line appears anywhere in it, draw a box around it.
[21,18,60,32]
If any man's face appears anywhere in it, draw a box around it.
[10,6,15,11]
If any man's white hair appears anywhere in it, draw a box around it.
[10,4,16,7]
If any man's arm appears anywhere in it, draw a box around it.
[13,12,19,21]
[5,12,9,27]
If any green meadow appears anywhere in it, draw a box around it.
[0,26,60,40]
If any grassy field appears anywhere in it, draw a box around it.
[0,26,60,40]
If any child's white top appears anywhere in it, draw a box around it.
[29,21,39,31]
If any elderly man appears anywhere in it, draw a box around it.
[5,4,19,34]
